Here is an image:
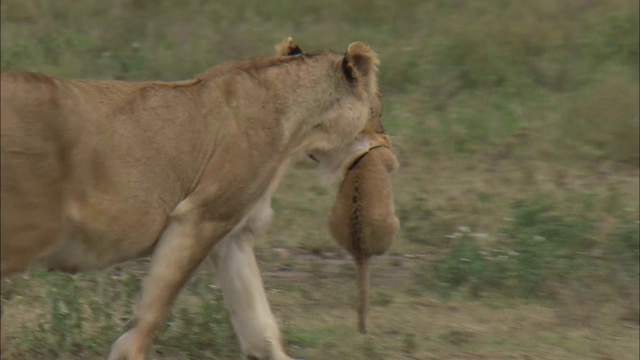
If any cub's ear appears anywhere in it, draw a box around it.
[342,41,379,90]
[275,37,303,56]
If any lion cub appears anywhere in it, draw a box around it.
[328,145,399,334]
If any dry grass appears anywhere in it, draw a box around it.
[4,249,639,359]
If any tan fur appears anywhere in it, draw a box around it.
[328,145,399,334]
[0,38,390,360]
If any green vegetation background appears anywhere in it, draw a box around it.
[1,0,638,359]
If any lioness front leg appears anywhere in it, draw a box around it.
[108,215,234,360]
[210,227,292,360]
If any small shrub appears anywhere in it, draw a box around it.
[159,289,237,359]
[21,273,105,359]
[432,234,518,297]
[431,195,599,298]
[283,325,338,348]
[507,195,594,254]
[16,268,237,359]
[560,74,639,165]
[610,219,640,275]
[433,234,486,289]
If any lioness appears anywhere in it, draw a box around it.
[0,38,390,360]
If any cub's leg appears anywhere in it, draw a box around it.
[210,203,292,360]
[108,214,235,360]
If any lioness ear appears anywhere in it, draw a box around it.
[342,41,379,90]
[275,37,303,56]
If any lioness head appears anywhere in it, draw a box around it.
[275,38,392,184]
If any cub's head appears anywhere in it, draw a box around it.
[276,38,392,184]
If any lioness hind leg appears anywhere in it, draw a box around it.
[210,229,292,360]
[108,216,232,360]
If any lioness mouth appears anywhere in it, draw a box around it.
[346,144,386,171]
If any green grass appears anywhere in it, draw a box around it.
[1,0,639,359]
[427,193,636,299]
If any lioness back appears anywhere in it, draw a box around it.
[1,71,226,273]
